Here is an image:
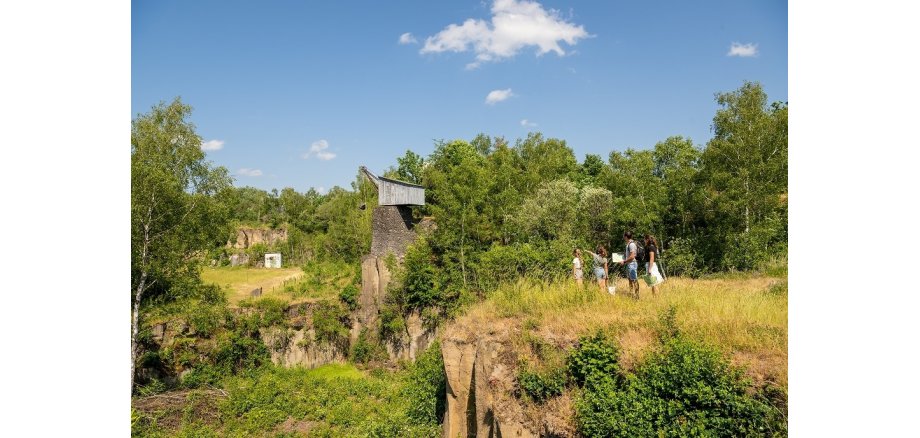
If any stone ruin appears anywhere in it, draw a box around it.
[354,167,436,360]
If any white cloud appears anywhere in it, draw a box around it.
[238,168,262,177]
[201,139,224,151]
[520,119,537,127]
[302,139,337,161]
[421,0,589,68]
[485,88,514,105]
[398,32,418,45]
[316,186,328,195]
[727,42,758,57]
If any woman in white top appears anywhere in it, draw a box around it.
[572,249,584,287]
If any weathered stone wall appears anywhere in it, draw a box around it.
[229,227,288,249]
[440,320,576,438]
[353,205,437,361]
[261,302,348,368]
[370,205,418,259]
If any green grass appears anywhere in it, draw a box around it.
[133,361,441,438]
[201,266,303,304]
[465,274,787,388]
[304,363,364,380]
[200,261,358,305]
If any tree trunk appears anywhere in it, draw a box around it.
[460,206,468,289]
[131,205,152,389]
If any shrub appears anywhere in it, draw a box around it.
[350,328,386,364]
[339,284,359,311]
[401,341,446,425]
[212,329,271,376]
[518,364,566,402]
[312,302,350,351]
[400,239,438,310]
[567,332,620,387]
[378,304,406,343]
[575,335,786,437]
[662,237,704,278]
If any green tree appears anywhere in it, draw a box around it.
[424,140,492,288]
[602,149,667,239]
[652,136,703,243]
[393,149,425,185]
[698,82,788,268]
[131,98,232,385]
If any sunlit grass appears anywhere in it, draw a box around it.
[201,261,357,305]
[304,363,365,380]
[200,266,303,304]
[463,275,788,387]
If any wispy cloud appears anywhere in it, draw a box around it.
[420,0,590,69]
[727,42,758,57]
[520,119,537,127]
[485,88,514,105]
[238,168,262,177]
[398,32,418,45]
[201,139,224,151]
[302,139,337,161]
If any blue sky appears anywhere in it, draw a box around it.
[132,0,787,193]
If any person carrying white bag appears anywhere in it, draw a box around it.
[643,234,664,294]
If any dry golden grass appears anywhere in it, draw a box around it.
[460,275,788,388]
[200,267,304,304]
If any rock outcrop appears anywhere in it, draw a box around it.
[440,321,539,438]
[229,227,288,249]
[261,326,345,369]
[354,253,436,361]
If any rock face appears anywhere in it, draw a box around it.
[354,253,436,361]
[353,205,436,361]
[260,302,347,368]
[261,327,345,368]
[386,310,437,361]
[440,322,538,438]
[353,255,390,338]
[229,227,288,249]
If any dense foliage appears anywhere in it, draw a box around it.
[574,333,786,437]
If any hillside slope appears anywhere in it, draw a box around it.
[440,275,787,437]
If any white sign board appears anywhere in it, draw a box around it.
[264,253,282,268]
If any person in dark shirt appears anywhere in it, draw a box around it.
[644,234,663,294]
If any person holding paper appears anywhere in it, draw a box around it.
[619,231,641,298]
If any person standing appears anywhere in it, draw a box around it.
[619,231,640,298]
[572,248,584,287]
[644,234,663,294]
[584,246,608,294]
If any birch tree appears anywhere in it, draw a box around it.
[131,98,231,386]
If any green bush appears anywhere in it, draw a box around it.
[567,332,620,387]
[400,341,446,425]
[350,328,386,364]
[400,239,438,310]
[312,302,350,351]
[662,237,704,278]
[339,284,359,311]
[518,364,566,402]
[575,335,786,438]
[378,304,406,343]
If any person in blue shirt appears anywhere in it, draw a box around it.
[619,231,641,298]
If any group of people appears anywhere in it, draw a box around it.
[571,231,663,298]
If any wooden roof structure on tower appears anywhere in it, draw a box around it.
[360,166,425,206]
